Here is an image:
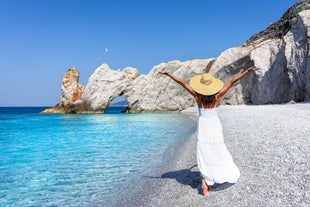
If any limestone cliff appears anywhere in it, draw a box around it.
[212,2,310,105]
[42,0,310,113]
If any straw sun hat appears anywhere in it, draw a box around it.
[189,73,224,96]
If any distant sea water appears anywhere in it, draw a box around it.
[0,107,196,206]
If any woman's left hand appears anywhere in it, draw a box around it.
[159,71,170,76]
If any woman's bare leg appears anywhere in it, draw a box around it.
[201,178,209,196]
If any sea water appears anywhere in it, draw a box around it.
[0,107,196,206]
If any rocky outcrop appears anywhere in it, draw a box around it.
[41,67,84,113]
[212,6,310,105]
[77,63,131,113]
[125,59,215,112]
[61,67,84,104]
[42,59,213,113]
[42,1,310,113]
[244,0,310,47]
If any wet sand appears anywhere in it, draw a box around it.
[123,104,310,207]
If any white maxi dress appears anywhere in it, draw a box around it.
[196,107,240,185]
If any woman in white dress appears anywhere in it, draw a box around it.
[159,67,257,196]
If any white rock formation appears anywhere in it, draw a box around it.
[79,63,131,113]
[211,8,310,105]
[124,59,215,112]
[42,1,310,113]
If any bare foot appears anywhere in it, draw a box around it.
[202,184,209,196]
[201,178,209,196]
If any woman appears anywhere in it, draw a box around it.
[159,67,257,196]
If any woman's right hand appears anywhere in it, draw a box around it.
[159,71,170,76]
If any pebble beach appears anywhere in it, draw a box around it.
[124,103,310,207]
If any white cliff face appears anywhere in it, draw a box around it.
[250,41,288,104]
[299,10,310,100]
[42,3,310,113]
[209,9,310,105]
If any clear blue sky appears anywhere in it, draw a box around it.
[0,0,297,106]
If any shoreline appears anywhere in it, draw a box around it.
[123,132,200,207]
[120,116,198,206]
[122,104,310,207]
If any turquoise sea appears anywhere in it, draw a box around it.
[0,107,196,206]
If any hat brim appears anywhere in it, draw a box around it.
[190,75,224,96]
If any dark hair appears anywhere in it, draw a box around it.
[198,93,217,106]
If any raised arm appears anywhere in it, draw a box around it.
[159,71,199,100]
[216,67,258,102]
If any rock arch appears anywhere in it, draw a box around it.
[42,59,211,113]
[105,94,129,113]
